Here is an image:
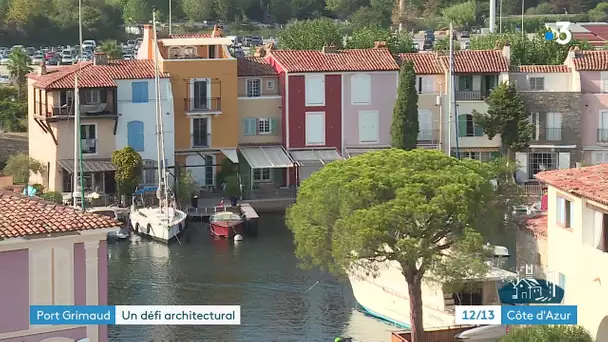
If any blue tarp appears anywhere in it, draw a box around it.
[133,186,158,195]
[23,185,37,197]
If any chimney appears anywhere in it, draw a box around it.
[38,61,47,76]
[93,52,108,65]
[373,41,387,49]
[212,24,224,38]
[502,43,511,65]
[143,24,153,41]
[322,44,338,54]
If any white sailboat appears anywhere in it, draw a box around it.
[129,11,187,243]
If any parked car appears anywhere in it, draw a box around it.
[250,36,263,46]
[126,40,136,48]
[424,30,435,42]
[122,53,134,60]
[10,45,24,52]
[460,31,470,38]
[423,40,433,50]
[45,51,56,60]
[31,52,45,65]
[82,39,97,49]
[47,55,60,65]
[0,75,10,85]
[61,49,74,64]
[0,53,10,65]
[25,47,35,56]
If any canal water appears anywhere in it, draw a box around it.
[107,213,395,342]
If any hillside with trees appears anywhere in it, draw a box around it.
[0,0,607,46]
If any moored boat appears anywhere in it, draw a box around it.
[209,211,244,238]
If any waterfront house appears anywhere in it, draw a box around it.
[27,55,165,201]
[266,44,400,182]
[510,64,581,182]
[137,25,239,189]
[516,214,548,279]
[398,53,445,152]
[564,49,608,166]
[0,191,120,342]
[236,56,295,198]
[535,164,608,341]
[439,47,509,160]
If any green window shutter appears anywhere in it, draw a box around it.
[458,76,466,90]
[490,151,501,160]
[474,125,483,137]
[270,118,279,135]
[458,115,467,137]
[243,118,255,136]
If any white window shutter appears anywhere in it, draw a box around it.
[358,111,367,142]
[602,72,608,93]
[305,76,324,106]
[422,77,434,93]
[515,152,528,182]
[594,211,604,248]
[30,248,53,306]
[558,152,570,169]
[53,247,73,305]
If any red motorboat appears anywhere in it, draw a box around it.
[209,211,244,238]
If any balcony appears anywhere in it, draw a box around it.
[598,129,608,143]
[544,128,563,141]
[455,90,490,101]
[34,102,117,120]
[81,138,97,154]
[184,97,221,114]
[191,133,211,148]
[417,130,440,145]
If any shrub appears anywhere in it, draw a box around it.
[40,191,63,204]
[499,325,594,342]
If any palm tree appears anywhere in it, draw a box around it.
[7,49,32,100]
[99,40,122,60]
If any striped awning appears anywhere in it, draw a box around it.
[58,159,116,173]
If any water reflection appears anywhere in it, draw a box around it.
[108,213,395,341]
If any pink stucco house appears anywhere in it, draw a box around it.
[0,190,120,342]
[564,49,608,165]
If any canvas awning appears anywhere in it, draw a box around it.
[220,149,239,163]
[344,146,390,158]
[58,159,116,173]
[239,146,294,169]
[289,148,344,166]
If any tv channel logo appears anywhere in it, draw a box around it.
[544,22,572,45]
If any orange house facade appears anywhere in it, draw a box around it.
[138,25,239,188]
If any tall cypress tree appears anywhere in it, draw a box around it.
[391,61,419,150]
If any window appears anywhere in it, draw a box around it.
[528,152,557,176]
[529,77,544,90]
[253,168,271,182]
[142,159,157,184]
[592,151,608,165]
[529,112,540,140]
[127,120,144,151]
[417,110,432,140]
[204,155,213,186]
[243,117,278,136]
[182,46,196,58]
[599,111,608,142]
[208,45,216,59]
[258,118,271,134]
[459,151,500,162]
[417,76,434,93]
[546,112,562,141]
[305,75,325,106]
[60,90,74,106]
[266,79,275,90]
[358,110,378,143]
[131,82,149,103]
[602,72,608,93]
[85,89,101,104]
[556,196,572,228]
[192,118,209,147]
[458,114,483,137]
[458,75,473,91]
[247,79,261,97]
[191,79,210,110]
[169,47,181,59]
[62,170,72,193]
[80,124,96,154]
[351,74,371,105]
[305,112,325,145]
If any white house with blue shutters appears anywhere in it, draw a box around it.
[115,78,175,185]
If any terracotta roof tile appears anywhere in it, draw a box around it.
[269,48,400,73]
[0,191,121,239]
[573,51,608,71]
[169,33,211,38]
[535,164,608,206]
[398,53,443,74]
[237,57,277,76]
[439,50,509,73]
[28,60,169,89]
[523,214,548,239]
[513,65,570,73]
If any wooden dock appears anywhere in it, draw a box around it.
[186,203,259,221]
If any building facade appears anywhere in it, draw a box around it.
[138,25,239,188]
[536,165,608,341]
[0,190,119,342]
[27,56,163,198]
[511,64,582,182]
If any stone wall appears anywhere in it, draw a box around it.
[520,92,582,164]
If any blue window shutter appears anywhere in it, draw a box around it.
[270,118,279,135]
[132,82,149,103]
[458,115,467,137]
[127,121,144,151]
[243,118,255,136]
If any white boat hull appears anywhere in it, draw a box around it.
[130,207,187,243]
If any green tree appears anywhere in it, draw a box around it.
[286,149,510,342]
[111,147,143,196]
[499,325,594,342]
[40,191,64,204]
[2,153,46,184]
[472,82,532,155]
[123,0,151,24]
[0,86,27,132]
[7,49,32,100]
[588,3,608,22]
[526,2,559,14]
[391,61,419,150]
[181,0,216,22]
[277,18,343,50]
[326,0,367,18]
[440,1,476,29]
[99,40,122,59]
[348,27,417,53]
[432,37,459,51]
[176,170,198,203]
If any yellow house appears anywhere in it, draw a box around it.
[138,25,239,188]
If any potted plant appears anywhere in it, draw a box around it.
[224,174,241,206]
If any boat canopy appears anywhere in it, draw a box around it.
[133,185,158,195]
[210,211,242,222]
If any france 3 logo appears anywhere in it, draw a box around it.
[544,22,572,45]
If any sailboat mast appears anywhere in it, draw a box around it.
[73,0,85,209]
[151,11,166,207]
[449,22,460,159]
[447,22,453,157]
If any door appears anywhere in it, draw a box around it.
[558,152,570,169]
[546,113,562,141]
[193,80,208,110]
[600,111,608,142]
[104,172,116,193]
[515,152,528,182]
[417,110,432,140]
[358,111,378,143]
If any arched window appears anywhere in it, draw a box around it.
[182,46,197,58]
[168,47,181,59]
[458,114,483,137]
[127,120,144,151]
